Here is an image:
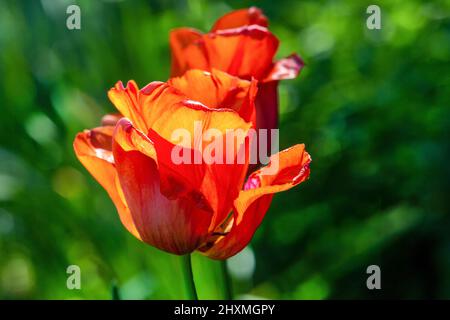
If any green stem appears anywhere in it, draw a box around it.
[221,260,233,300]
[183,254,198,300]
[111,281,121,300]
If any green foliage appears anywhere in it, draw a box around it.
[0,0,449,299]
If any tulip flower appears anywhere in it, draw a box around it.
[170,7,304,150]
[74,69,311,259]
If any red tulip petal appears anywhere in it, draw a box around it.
[145,96,251,150]
[211,7,268,31]
[109,77,252,145]
[107,80,147,131]
[101,113,122,127]
[146,99,253,232]
[147,127,234,234]
[170,28,209,77]
[168,69,258,123]
[202,129,252,231]
[201,144,311,259]
[204,25,279,80]
[108,80,187,134]
[264,54,305,82]
[253,81,279,167]
[112,118,213,254]
[112,118,157,160]
[73,126,140,239]
[146,128,209,209]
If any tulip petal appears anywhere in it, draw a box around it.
[264,54,305,82]
[112,119,213,254]
[73,126,140,239]
[211,7,268,31]
[108,80,186,133]
[146,127,209,209]
[109,79,251,146]
[145,96,252,150]
[146,100,253,232]
[107,80,148,131]
[101,113,122,127]
[168,69,258,123]
[254,81,279,163]
[201,144,311,259]
[204,25,279,80]
[112,118,157,160]
[170,28,209,77]
[114,117,210,214]
[205,131,252,231]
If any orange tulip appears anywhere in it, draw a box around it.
[73,70,310,259]
[170,7,304,146]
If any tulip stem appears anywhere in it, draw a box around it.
[111,280,121,300]
[221,260,233,300]
[184,254,198,300]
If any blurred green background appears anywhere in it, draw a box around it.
[0,0,449,299]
